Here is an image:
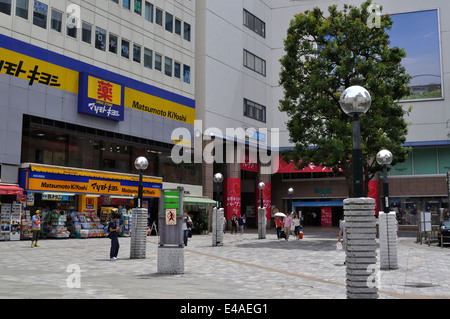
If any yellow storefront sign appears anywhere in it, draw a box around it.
[27,178,161,197]
[125,87,195,125]
[0,47,78,93]
[87,75,122,106]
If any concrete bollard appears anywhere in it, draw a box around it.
[130,208,148,259]
[344,198,378,299]
[379,212,398,270]
[212,207,224,246]
[258,208,266,239]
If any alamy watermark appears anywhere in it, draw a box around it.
[66,264,81,289]
[171,120,280,175]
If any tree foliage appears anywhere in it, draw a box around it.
[279,0,411,196]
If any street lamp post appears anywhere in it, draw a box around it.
[213,173,224,208]
[134,156,149,208]
[213,173,224,246]
[376,149,393,215]
[288,188,294,214]
[339,86,372,198]
[258,182,265,209]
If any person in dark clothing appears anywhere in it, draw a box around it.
[109,213,122,260]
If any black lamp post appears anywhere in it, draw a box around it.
[258,182,265,209]
[376,149,393,215]
[213,173,223,208]
[339,86,372,198]
[134,156,149,208]
[288,188,294,214]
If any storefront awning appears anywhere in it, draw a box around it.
[183,196,217,207]
[0,185,24,195]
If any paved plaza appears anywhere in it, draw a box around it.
[0,227,449,300]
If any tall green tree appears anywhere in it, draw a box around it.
[279,0,411,197]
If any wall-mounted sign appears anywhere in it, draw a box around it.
[78,72,125,121]
[20,165,162,197]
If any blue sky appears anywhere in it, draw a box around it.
[388,9,441,87]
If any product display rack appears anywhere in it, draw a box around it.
[0,203,11,241]
[10,202,21,241]
[43,210,70,239]
[21,210,32,240]
[67,211,106,238]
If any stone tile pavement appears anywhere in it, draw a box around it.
[0,226,449,299]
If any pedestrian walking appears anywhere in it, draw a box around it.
[231,213,238,234]
[293,213,302,240]
[109,213,122,260]
[31,210,41,248]
[275,216,283,239]
[182,211,192,246]
[283,212,293,241]
[237,215,246,235]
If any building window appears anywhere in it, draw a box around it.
[50,9,62,32]
[243,9,265,38]
[174,62,181,78]
[67,18,78,39]
[155,53,162,71]
[144,1,153,22]
[244,99,266,123]
[184,22,191,41]
[82,22,92,44]
[16,0,29,19]
[175,18,181,36]
[243,50,266,76]
[134,0,141,15]
[111,0,118,3]
[183,65,190,84]
[165,57,172,76]
[95,27,107,51]
[109,34,118,54]
[122,39,130,58]
[0,0,11,15]
[155,7,162,26]
[133,44,141,63]
[33,1,48,29]
[123,0,130,10]
[165,12,173,32]
[144,48,152,69]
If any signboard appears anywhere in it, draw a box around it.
[321,206,332,226]
[224,178,241,220]
[20,165,162,197]
[165,209,177,225]
[78,72,124,121]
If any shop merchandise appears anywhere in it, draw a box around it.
[21,210,33,240]
[42,210,70,239]
[67,211,106,238]
[10,202,21,241]
[0,204,11,241]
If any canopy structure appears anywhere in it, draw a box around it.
[0,185,24,195]
[183,196,217,207]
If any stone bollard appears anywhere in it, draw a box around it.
[258,208,266,239]
[344,198,378,299]
[379,212,398,270]
[212,207,224,246]
[130,208,148,259]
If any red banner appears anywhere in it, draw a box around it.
[240,153,258,172]
[255,182,271,220]
[321,206,332,226]
[276,156,342,173]
[224,178,241,220]
[0,185,23,195]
